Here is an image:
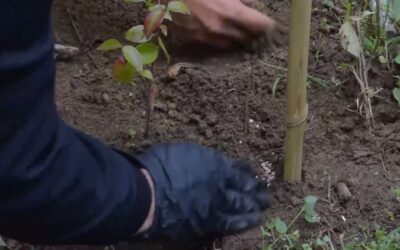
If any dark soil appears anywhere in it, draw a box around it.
[15,0,400,249]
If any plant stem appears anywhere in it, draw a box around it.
[269,209,304,249]
[287,208,305,230]
[144,81,151,138]
[262,62,327,87]
[244,59,253,134]
[269,235,285,248]
[373,0,382,52]
[145,81,157,138]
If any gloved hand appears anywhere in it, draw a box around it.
[134,143,269,241]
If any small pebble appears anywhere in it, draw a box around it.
[167,102,177,110]
[206,113,219,126]
[205,129,213,139]
[102,93,111,104]
[336,182,352,202]
[70,80,79,89]
[339,117,356,132]
[290,196,302,206]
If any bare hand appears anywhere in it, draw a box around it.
[170,0,288,48]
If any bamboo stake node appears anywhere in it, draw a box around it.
[286,107,309,127]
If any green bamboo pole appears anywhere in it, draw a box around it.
[283,0,312,183]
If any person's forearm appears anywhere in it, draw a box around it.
[0,0,152,245]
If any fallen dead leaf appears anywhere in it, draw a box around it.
[167,62,198,79]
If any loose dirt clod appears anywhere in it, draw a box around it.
[335,182,352,203]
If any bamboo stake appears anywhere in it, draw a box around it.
[283,0,312,183]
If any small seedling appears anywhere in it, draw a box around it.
[98,0,190,136]
[301,235,334,250]
[339,1,400,125]
[345,227,400,249]
[316,235,334,248]
[392,187,400,199]
[261,196,320,249]
[128,128,136,139]
[98,0,190,82]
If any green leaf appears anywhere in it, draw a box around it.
[344,242,357,250]
[304,196,318,211]
[363,37,374,51]
[285,235,294,248]
[317,238,327,246]
[115,63,136,83]
[128,129,136,138]
[340,63,350,70]
[158,37,170,63]
[323,235,331,242]
[392,0,400,22]
[265,220,275,231]
[274,218,288,234]
[113,56,136,84]
[148,4,166,11]
[304,196,319,223]
[97,39,122,51]
[137,43,159,65]
[387,36,400,47]
[125,0,145,3]
[125,25,148,43]
[291,230,300,240]
[394,54,400,65]
[140,69,154,80]
[322,0,334,8]
[167,1,190,14]
[392,187,400,197]
[144,8,165,37]
[122,45,143,72]
[393,88,400,105]
[260,226,271,237]
[305,211,318,223]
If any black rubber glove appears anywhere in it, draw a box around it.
[134,143,269,241]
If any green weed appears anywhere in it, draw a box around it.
[261,196,324,250]
[345,227,400,250]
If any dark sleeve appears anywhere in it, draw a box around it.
[0,0,151,245]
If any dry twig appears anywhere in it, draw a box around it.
[244,62,253,134]
[350,19,376,129]
[66,8,83,44]
[380,151,400,182]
